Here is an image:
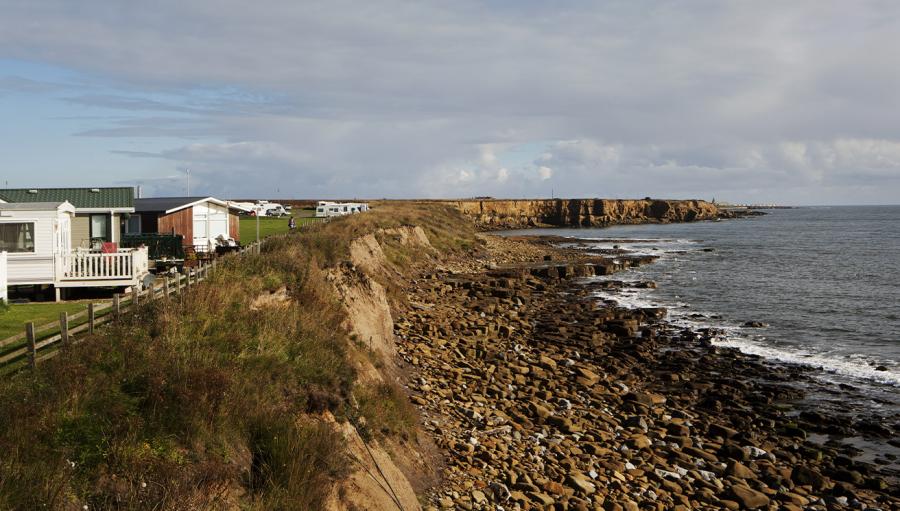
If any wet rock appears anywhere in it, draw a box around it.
[791,466,829,490]
[834,469,865,485]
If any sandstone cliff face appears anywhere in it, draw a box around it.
[324,226,440,511]
[447,199,722,230]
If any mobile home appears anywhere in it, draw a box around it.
[0,201,149,299]
[0,202,75,288]
[0,187,135,248]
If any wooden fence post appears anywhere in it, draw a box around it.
[134,286,140,306]
[114,294,121,319]
[164,277,170,296]
[26,322,36,369]
[60,312,70,348]
[88,303,95,335]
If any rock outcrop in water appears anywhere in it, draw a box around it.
[446,199,728,230]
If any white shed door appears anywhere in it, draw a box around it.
[208,203,229,241]
[192,202,229,248]
[193,203,209,247]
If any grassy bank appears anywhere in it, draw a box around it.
[0,203,474,510]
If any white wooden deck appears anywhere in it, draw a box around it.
[55,247,149,288]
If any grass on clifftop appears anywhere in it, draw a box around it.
[0,203,476,510]
[0,302,87,340]
[238,212,322,241]
[303,202,476,266]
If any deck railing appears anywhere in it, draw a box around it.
[58,247,149,281]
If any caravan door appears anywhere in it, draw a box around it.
[56,213,71,254]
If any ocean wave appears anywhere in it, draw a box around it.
[591,281,900,388]
[711,337,900,387]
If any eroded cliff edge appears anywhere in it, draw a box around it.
[445,199,729,230]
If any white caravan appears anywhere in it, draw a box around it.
[315,201,369,218]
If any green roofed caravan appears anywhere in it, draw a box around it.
[0,187,135,248]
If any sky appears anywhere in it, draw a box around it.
[1,1,898,205]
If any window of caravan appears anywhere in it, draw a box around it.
[0,222,36,253]
[317,207,324,213]
[125,215,142,234]
[90,214,111,241]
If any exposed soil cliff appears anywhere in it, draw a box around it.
[446,199,725,230]
[324,226,443,511]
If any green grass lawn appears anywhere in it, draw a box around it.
[239,213,322,242]
[0,302,88,341]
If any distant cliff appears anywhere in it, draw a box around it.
[444,199,731,230]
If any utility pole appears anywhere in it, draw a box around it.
[186,168,191,196]
[256,210,260,244]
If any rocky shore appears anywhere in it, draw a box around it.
[394,235,899,511]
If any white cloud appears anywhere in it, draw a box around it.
[0,1,898,203]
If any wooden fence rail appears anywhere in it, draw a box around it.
[0,240,266,373]
[0,216,333,373]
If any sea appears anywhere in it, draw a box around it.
[504,206,900,463]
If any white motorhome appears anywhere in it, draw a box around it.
[315,201,370,218]
[242,201,287,217]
